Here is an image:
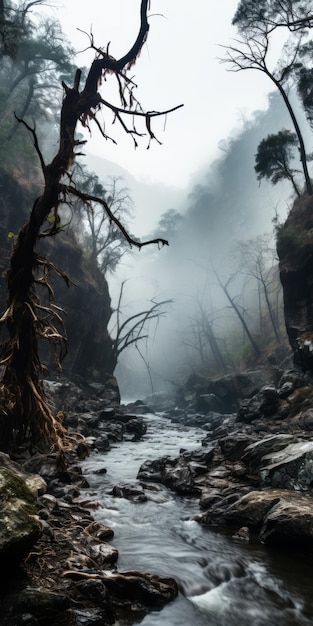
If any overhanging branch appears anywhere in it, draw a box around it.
[62,184,169,250]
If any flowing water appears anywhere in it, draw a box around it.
[82,413,313,625]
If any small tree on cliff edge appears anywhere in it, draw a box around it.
[0,0,182,460]
[222,0,313,195]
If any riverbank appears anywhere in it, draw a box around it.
[0,378,178,626]
[143,367,313,548]
[1,367,313,624]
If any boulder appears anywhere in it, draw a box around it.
[124,417,147,440]
[260,494,313,546]
[219,433,256,461]
[195,393,230,415]
[99,570,178,608]
[299,408,313,431]
[1,587,70,624]
[200,486,313,547]
[260,440,313,491]
[237,386,279,423]
[111,482,147,503]
[215,490,282,529]
[183,369,282,413]
[0,466,42,564]
[162,461,197,495]
[0,452,47,497]
[241,434,295,473]
[137,456,173,483]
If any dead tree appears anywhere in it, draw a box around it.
[0,0,182,457]
[212,265,261,360]
[109,280,172,374]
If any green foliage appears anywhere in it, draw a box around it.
[0,1,77,156]
[255,130,301,195]
[297,65,313,128]
[229,0,313,195]
[233,0,313,34]
[276,222,313,264]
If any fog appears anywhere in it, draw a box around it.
[86,90,312,399]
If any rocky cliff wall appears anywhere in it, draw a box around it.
[277,194,313,372]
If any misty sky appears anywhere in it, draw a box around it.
[50,0,278,188]
[41,0,307,395]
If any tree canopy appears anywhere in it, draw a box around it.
[232,0,313,34]
[224,0,313,195]
[255,130,301,196]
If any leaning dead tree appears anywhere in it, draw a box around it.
[0,0,182,457]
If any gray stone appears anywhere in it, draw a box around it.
[111,482,147,503]
[242,434,295,472]
[299,408,313,431]
[260,440,313,491]
[260,494,313,546]
[219,433,256,461]
[0,467,42,564]
[237,386,279,423]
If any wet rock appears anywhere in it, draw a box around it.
[199,486,313,549]
[181,446,214,466]
[123,399,153,414]
[1,587,69,625]
[162,461,198,495]
[277,381,295,399]
[195,393,230,415]
[100,570,178,608]
[260,494,313,546]
[105,422,124,442]
[233,526,250,541]
[231,462,247,478]
[237,386,279,423]
[219,433,256,461]
[75,579,115,623]
[180,368,282,414]
[22,454,65,484]
[286,386,313,416]
[278,370,306,391]
[85,521,114,541]
[241,434,295,473]
[124,417,147,440]
[212,490,282,529]
[199,490,223,510]
[69,607,111,626]
[89,542,119,568]
[97,406,116,420]
[299,408,313,431]
[93,433,110,452]
[137,456,173,483]
[260,440,313,491]
[0,452,47,497]
[111,482,147,503]
[0,467,42,565]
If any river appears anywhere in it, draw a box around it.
[82,413,313,625]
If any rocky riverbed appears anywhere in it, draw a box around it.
[1,365,313,625]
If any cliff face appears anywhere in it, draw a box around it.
[0,171,117,384]
[277,195,313,371]
[44,232,117,382]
